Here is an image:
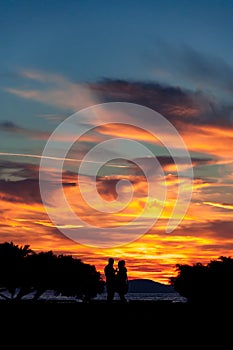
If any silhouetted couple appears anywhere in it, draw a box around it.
[104,258,128,303]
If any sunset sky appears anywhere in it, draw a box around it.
[0,0,232,284]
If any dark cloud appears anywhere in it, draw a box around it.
[0,160,39,180]
[96,175,146,201]
[178,220,233,240]
[199,243,233,252]
[0,120,50,140]
[0,165,77,204]
[0,179,42,204]
[88,78,233,127]
[149,43,233,102]
[177,46,233,95]
[207,220,233,239]
[135,155,214,167]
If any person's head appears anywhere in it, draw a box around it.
[108,257,114,265]
[118,260,125,268]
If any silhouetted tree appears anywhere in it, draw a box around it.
[0,241,32,299]
[170,256,233,304]
[24,250,58,300]
[53,254,105,301]
[0,241,104,301]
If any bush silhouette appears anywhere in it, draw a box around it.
[170,256,233,304]
[0,241,32,299]
[0,241,104,301]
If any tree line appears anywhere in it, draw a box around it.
[0,241,105,301]
[169,256,233,304]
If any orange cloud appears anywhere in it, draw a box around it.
[179,123,233,159]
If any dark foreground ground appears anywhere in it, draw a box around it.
[0,299,231,346]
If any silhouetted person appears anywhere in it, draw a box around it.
[116,260,128,302]
[104,258,116,302]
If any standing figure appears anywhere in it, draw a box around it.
[116,260,128,302]
[104,257,116,302]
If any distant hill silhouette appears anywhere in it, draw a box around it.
[128,279,175,293]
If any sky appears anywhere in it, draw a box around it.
[0,0,233,284]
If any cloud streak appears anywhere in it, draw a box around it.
[5,69,98,112]
[204,201,233,210]
[0,121,50,140]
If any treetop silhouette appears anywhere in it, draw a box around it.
[0,241,105,301]
[170,256,233,304]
